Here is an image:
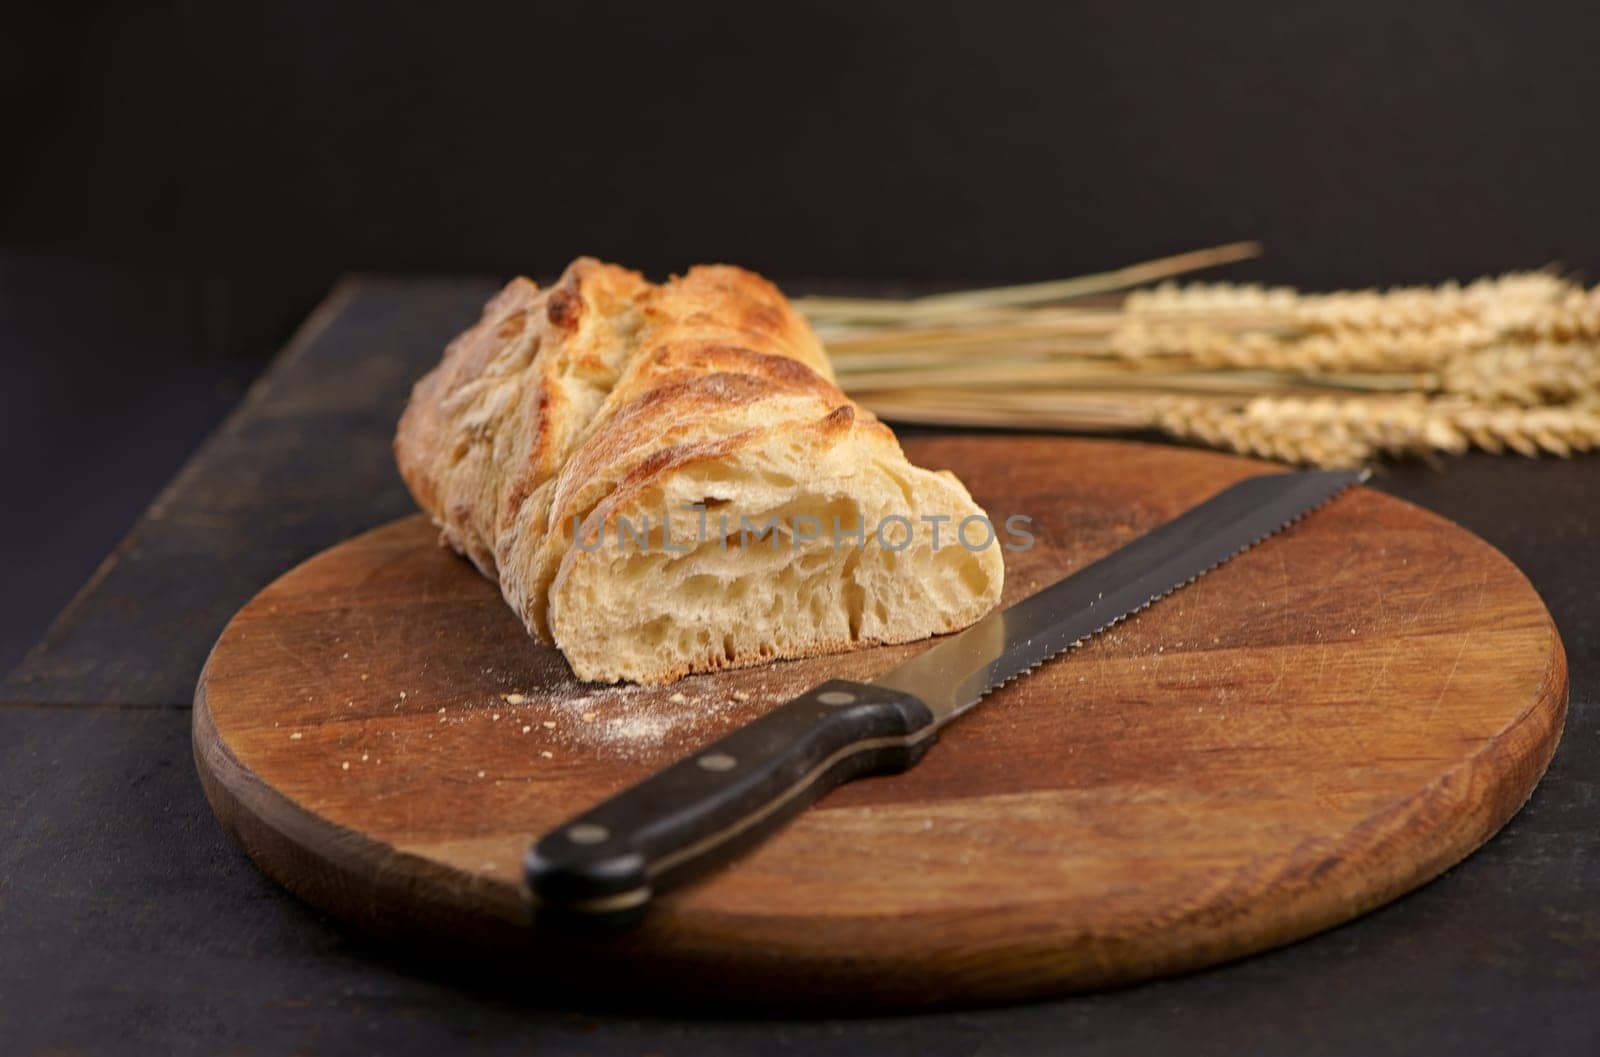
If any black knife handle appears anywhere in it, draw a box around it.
[525,679,937,921]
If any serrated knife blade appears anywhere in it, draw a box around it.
[527,468,1368,920]
[874,467,1368,721]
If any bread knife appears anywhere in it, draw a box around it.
[526,468,1367,921]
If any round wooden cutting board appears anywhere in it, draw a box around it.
[194,437,1566,1007]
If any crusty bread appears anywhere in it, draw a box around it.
[396,258,1004,683]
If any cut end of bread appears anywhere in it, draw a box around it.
[547,435,1005,684]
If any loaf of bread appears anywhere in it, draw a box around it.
[395,258,1003,683]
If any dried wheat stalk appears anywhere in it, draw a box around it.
[797,242,1263,324]
[1155,396,1600,467]
[1437,343,1600,405]
[1124,272,1572,333]
[1107,321,1500,371]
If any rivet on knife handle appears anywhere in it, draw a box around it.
[525,679,937,920]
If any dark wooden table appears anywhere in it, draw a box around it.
[2,278,1595,1056]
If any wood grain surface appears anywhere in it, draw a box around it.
[193,436,1567,1008]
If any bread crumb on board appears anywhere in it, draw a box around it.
[491,673,779,761]
[410,669,784,764]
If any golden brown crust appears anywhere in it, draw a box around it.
[394,259,652,574]
[396,260,841,582]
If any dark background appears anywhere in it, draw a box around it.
[4,0,1598,670]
